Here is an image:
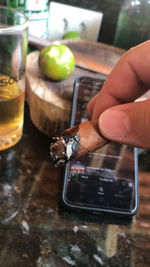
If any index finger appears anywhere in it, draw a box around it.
[88,40,150,119]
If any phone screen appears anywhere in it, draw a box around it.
[62,76,138,215]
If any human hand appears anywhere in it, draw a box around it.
[88,41,150,149]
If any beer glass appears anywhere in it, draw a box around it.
[0,6,29,150]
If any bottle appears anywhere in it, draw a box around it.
[7,0,49,39]
[113,0,150,50]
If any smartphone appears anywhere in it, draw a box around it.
[61,76,138,216]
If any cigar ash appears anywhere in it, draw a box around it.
[50,127,87,167]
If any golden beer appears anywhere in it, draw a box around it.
[0,75,25,150]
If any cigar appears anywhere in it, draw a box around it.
[49,119,108,167]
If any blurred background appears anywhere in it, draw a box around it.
[46,0,123,45]
[4,0,150,50]
[2,0,123,45]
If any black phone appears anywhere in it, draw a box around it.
[61,76,138,216]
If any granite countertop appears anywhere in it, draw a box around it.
[0,103,150,267]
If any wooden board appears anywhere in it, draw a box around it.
[26,40,124,137]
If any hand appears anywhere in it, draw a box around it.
[88,41,150,149]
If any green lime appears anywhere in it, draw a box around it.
[38,44,75,81]
[62,31,81,40]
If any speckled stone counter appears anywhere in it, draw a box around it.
[0,103,150,267]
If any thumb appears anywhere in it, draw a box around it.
[99,98,150,149]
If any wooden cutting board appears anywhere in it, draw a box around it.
[26,40,124,137]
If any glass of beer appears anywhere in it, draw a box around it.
[0,6,29,151]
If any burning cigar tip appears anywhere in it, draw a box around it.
[49,119,108,167]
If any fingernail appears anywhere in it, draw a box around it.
[99,110,130,138]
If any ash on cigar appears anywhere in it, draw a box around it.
[50,132,81,167]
